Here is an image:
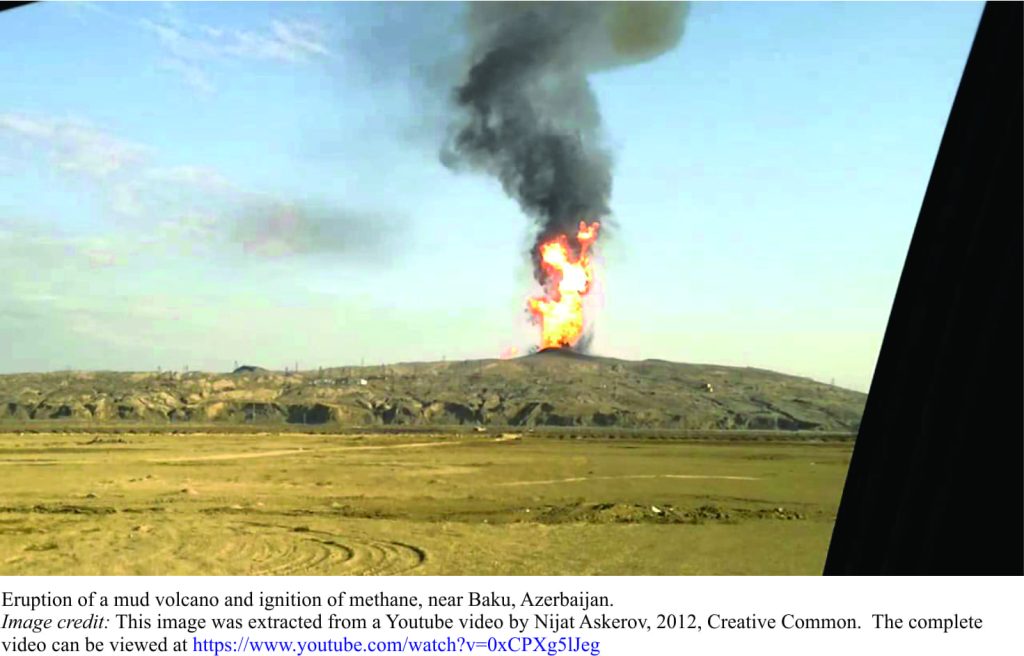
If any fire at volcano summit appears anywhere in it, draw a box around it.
[442,3,689,352]
[528,220,600,349]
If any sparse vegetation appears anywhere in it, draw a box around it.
[0,352,865,432]
[0,430,852,575]
[0,353,862,574]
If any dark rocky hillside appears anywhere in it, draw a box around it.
[0,350,866,431]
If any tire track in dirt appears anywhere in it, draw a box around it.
[497,474,760,486]
[151,440,462,463]
[235,522,426,575]
[0,513,426,575]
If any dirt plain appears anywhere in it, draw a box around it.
[0,429,853,575]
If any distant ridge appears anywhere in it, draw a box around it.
[0,356,866,432]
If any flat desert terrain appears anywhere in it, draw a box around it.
[0,430,852,575]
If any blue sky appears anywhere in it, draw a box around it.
[0,1,983,390]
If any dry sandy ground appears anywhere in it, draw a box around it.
[0,432,852,575]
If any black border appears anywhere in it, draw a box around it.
[825,1,1023,575]
[0,2,34,13]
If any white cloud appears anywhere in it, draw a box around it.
[159,58,216,95]
[0,113,226,244]
[0,230,132,281]
[217,19,333,63]
[155,211,221,247]
[0,113,148,179]
[0,112,400,270]
[140,18,219,61]
[200,25,225,39]
[55,124,147,178]
[137,7,334,91]
[0,114,55,139]
[63,3,335,96]
[60,1,109,24]
[270,20,331,59]
[145,165,232,189]
[108,181,147,219]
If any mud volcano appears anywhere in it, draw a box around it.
[529,347,597,361]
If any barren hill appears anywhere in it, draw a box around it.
[0,351,866,431]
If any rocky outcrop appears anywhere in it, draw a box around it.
[0,354,867,432]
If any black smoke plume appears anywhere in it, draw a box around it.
[442,2,689,281]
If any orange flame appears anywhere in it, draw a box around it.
[527,220,600,350]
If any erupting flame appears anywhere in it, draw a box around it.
[527,220,601,350]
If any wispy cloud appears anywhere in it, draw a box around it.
[136,6,334,92]
[270,21,331,59]
[218,20,331,63]
[158,57,216,95]
[140,18,221,61]
[60,1,109,24]
[0,112,227,233]
[0,112,403,263]
[0,225,134,276]
[65,2,335,94]
[144,164,234,191]
[0,113,147,179]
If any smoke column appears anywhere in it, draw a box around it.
[442,2,689,281]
